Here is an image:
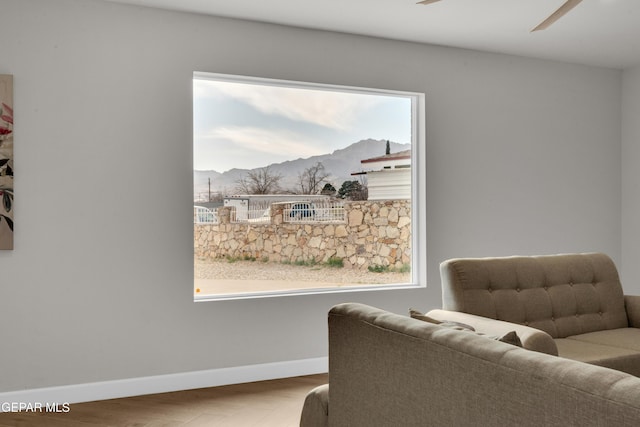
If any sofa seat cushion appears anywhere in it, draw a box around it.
[565,327,640,350]
[555,328,640,376]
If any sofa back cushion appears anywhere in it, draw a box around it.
[440,253,628,338]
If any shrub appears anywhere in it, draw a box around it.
[326,256,344,268]
[368,263,411,273]
[368,264,389,273]
[397,263,411,273]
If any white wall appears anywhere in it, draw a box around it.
[622,65,640,292]
[0,0,622,393]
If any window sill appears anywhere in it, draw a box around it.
[194,282,425,302]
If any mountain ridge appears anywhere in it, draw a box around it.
[194,138,410,199]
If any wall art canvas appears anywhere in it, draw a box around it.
[0,74,14,250]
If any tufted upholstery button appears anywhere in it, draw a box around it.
[516,288,521,292]
[488,287,493,293]
[551,316,555,321]
[599,311,604,316]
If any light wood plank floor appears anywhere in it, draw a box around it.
[0,374,328,427]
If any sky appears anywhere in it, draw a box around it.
[193,76,413,172]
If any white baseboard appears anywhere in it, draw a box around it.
[0,357,328,407]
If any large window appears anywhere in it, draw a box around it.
[193,72,425,300]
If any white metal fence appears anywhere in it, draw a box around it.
[194,206,218,224]
[230,202,271,224]
[223,201,346,224]
[283,201,345,223]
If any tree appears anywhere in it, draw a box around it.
[338,180,368,201]
[235,165,283,194]
[296,162,330,194]
[385,140,391,155]
[320,182,336,196]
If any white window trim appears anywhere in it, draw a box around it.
[193,72,427,301]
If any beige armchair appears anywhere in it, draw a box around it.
[427,252,640,376]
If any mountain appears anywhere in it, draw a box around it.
[194,139,410,200]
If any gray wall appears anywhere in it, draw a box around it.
[622,65,640,290]
[0,0,623,392]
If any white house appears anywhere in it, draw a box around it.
[357,150,411,200]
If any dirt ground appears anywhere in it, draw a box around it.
[194,257,411,296]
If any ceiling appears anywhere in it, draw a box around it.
[101,0,640,69]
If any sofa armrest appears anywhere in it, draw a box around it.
[426,309,558,356]
[300,384,329,427]
[625,295,640,328]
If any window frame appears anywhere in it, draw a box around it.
[193,71,426,301]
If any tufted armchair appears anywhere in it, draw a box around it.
[427,252,640,376]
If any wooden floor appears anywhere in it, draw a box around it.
[0,374,328,427]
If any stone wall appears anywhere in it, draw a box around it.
[194,200,411,270]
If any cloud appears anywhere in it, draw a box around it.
[194,79,381,130]
[195,126,327,170]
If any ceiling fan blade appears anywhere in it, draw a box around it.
[531,0,583,32]
[416,0,442,5]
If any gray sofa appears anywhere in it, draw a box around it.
[427,252,640,376]
[300,303,640,427]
